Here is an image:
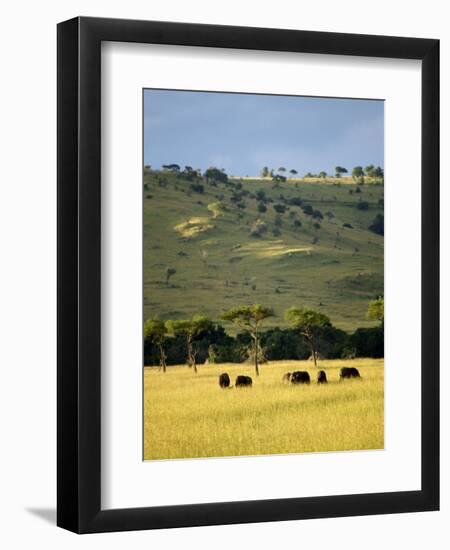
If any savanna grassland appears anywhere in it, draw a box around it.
[144,358,384,460]
[143,169,384,460]
[144,171,383,332]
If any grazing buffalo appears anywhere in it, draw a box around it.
[317,370,328,384]
[282,372,292,383]
[339,367,361,380]
[235,375,253,387]
[291,371,311,384]
[219,372,231,388]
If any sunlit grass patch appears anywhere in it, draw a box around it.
[144,358,383,460]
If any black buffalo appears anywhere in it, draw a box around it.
[219,373,230,388]
[317,370,328,384]
[282,372,292,383]
[291,371,311,384]
[235,375,253,387]
[339,367,361,380]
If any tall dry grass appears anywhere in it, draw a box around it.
[144,358,383,460]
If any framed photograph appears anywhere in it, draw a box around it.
[57,17,439,533]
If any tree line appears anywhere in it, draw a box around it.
[144,298,384,375]
[260,165,384,182]
[146,163,384,184]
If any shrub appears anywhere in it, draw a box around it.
[257,202,267,213]
[369,214,384,235]
[289,197,303,207]
[312,209,323,220]
[250,219,268,237]
[356,201,369,210]
[273,204,286,214]
[189,183,204,194]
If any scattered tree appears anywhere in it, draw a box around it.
[285,306,331,366]
[144,319,168,372]
[335,166,348,178]
[368,214,384,235]
[367,296,384,325]
[289,169,298,177]
[272,174,287,184]
[273,204,287,214]
[352,166,365,180]
[302,204,314,216]
[373,166,384,178]
[288,197,303,207]
[260,166,270,178]
[256,190,266,202]
[165,267,176,286]
[250,219,268,238]
[319,171,327,179]
[312,209,323,220]
[221,305,274,375]
[162,163,181,172]
[204,166,228,184]
[165,316,212,373]
[189,183,204,194]
[365,164,375,177]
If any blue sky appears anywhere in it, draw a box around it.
[143,89,384,176]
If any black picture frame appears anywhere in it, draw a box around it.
[57,16,439,533]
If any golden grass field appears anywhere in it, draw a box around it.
[143,358,384,460]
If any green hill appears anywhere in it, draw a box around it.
[143,171,384,332]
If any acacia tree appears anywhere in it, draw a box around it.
[335,166,348,178]
[289,169,298,178]
[367,296,384,326]
[204,166,228,184]
[352,166,365,180]
[285,306,331,366]
[365,164,375,177]
[144,319,168,372]
[221,305,274,376]
[165,267,176,286]
[166,315,212,373]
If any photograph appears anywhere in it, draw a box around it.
[142,89,385,461]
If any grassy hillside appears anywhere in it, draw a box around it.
[144,358,384,460]
[143,171,384,332]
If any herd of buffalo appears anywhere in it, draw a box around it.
[219,367,361,389]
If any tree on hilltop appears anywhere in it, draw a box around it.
[204,167,228,184]
[335,166,348,178]
[352,166,365,180]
